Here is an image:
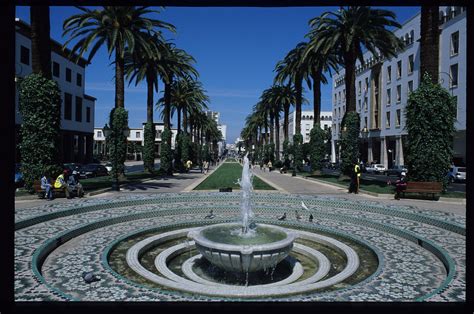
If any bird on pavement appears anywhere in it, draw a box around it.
[301,202,309,211]
[278,212,287,221]
[82,271,101,284]
[204,210,215,219]
[309,214,314,222]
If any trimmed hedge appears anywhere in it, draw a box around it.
[340,111,360,176]
[143,122,155,173]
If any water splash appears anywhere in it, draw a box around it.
[237,154,254,234]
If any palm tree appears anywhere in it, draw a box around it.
[301,42,338,125]
[30,6,52,78]
[307,7,402,113]
[63,6,175,109]
[419,6,439,82]
[274,42,311,136]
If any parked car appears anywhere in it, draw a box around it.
[366,164,386,174]
[104,163,113,173]
[447,166,466,183]
[15,163,24,188]
[79,164,109,179]
[386,165,408,176]
[64,163,82,180]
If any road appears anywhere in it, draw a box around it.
[321,168,465,193]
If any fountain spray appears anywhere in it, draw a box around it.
[238,154,254,234]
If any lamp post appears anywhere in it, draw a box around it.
[103,123,130,191]
[387,149,393,169]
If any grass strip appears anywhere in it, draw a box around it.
[194,163,275,190]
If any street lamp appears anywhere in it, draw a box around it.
[387,149,393,169]
[103,123,130,191]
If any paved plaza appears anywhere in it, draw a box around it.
[14,164,466,302]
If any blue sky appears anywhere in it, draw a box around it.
[16,6,419,143]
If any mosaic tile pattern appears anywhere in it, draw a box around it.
[15,192,465,301]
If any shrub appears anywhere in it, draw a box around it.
[292,134,303,172]
[309,124,326,172]
[18,74,61,190]
[405,73,456,189]
[143,122,155,173]
[160,128,173,175]
[108,108,129,178]
[340,111,360,176]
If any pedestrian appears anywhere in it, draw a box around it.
[40,172,54,200]
[268,160,273,172]
[54,170,71,199]
[67,170,84,197]
[186,160,193,173]
[354,162,361,193]
[394,172,407,200]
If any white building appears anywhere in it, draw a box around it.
[278,111,333,157]
[217,124,227,156]
[331,6,466,168]
[93,123,178,159]
[15,18,96,164]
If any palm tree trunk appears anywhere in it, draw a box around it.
[295,78,302,135]
[177,108,182,134]
[275,114,280,160]
[264,112,268,145]
[269,111,275,144]
[115,50,125,108]
[30,6,51,79]
[283,103,289,141]
[183,109,188,134]
[343,48,357,113]
[146,73,154,124]
[164,78,172,129]
[312,73,321,125]
[420,6,439,82]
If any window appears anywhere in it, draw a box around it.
[66,68,72,82]
[358,81,361,94]
[364,96,368,111]
[408,54,414,74]
[74,135,79,154]
[76,73,82,87]
[136,131,141,138]
[75,96,82,122]
[451,31,459,56]
[397,60,402,78]
[342,89,345,102]
[365,77,369,91]
[20,46,30,65]
[358,99,361,111]
[396,85,401,103]
[387,89,391,105]
[386,112,391,128]
[387,66,392,83]
[450,64,458,87]
[338,108,341,117]
[334,94,337,104]
[86,107,91,123]
[364,117,368,129]
[64,93,72,120]
[410,30,415,44]
[396,109,401,127]
[53,62,60,77]
[338,91,341,103]
[97,131,102,138]
[408,80,414,93]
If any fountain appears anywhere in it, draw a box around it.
[188,154,296,274]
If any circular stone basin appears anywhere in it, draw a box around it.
[188,223,296,273]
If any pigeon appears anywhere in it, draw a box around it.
[204,210,215,219]
[295,210,302,221]
[309,214,314,222]
[82,271,101,284]
[301,201,309,211]
[278,212,287,221]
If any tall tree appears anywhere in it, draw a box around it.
[307,7,402,113]
[419,6,440,82]
[30,6,52,78]
[63,6,175,109]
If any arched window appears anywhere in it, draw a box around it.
[310,116,313,120]
[410,30,415,44]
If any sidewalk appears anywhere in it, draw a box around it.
[251,167,466,216]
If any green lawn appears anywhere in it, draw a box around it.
[195,163,275,190]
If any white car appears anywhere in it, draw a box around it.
[366,164,386,174]
[104,163,113,173]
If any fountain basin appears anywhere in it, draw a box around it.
[188,223,296,273]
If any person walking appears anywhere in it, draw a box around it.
[268,160,273,172]
[54,170,71,199]
[185,160,193,173]
[40,173,54,200]
[354,162,361,194]
[394,172,407,200]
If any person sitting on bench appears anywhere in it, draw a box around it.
[40,172,54,200]
[54,170,71,199]
[67,170,84,197]
[394,172,407,200]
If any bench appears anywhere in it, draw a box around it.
[33,179,66,199]
[401,181,443,200]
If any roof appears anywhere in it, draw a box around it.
[84,94,97,101]
[15,18,89,68]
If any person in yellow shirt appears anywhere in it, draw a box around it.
[354,163,361,193]
[54,170,71,199]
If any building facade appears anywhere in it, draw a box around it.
[278,110,333,157]
[15,18,96,164]
[93,124,178,160]
[331,7,466,168]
